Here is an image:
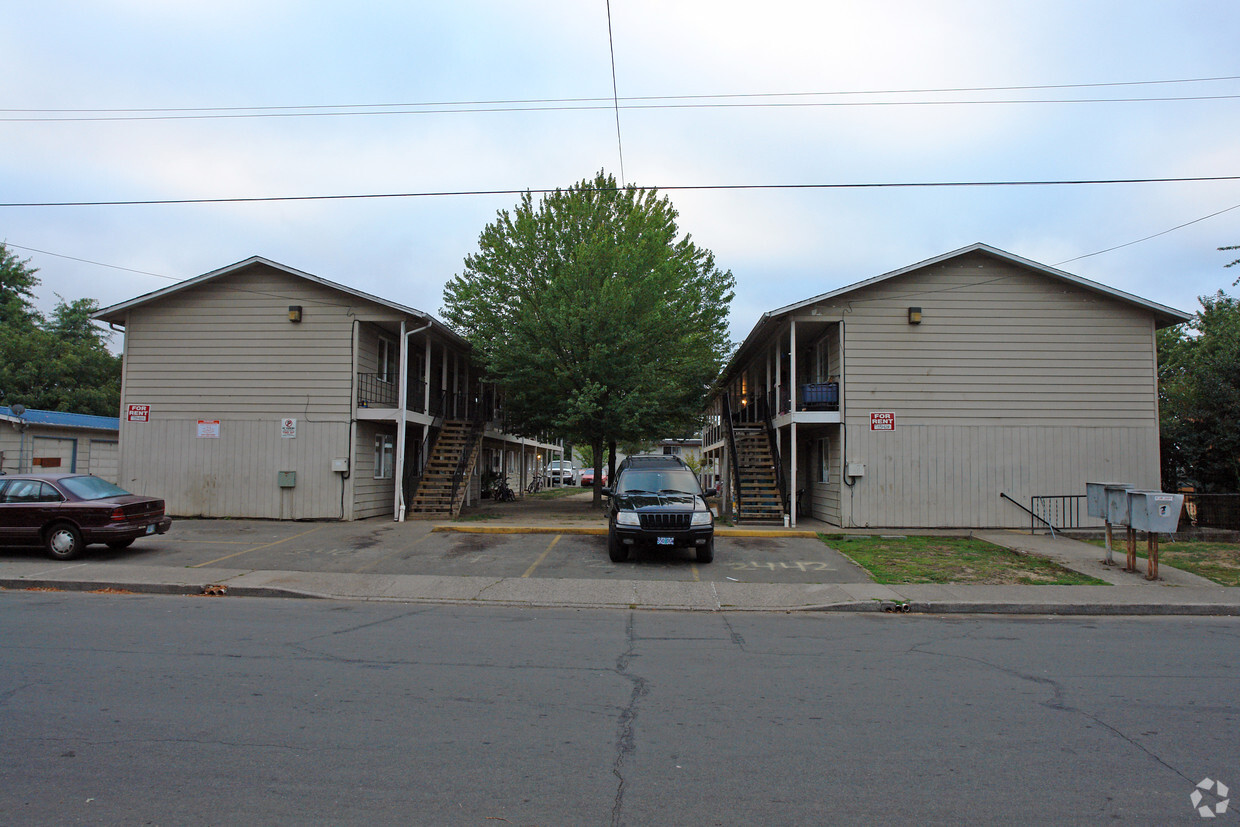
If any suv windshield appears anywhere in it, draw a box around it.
[616,469,701,496]
[60,475,132,500]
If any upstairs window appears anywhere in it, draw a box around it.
[377,337,396,383]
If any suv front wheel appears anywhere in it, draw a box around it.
[697,538,714,564]
[607,530,629,563]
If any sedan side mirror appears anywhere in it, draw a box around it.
[600,487,614,498]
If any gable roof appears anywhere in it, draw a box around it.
[0,406,118,432]
[724,243,1192,380]
[92,255,467,348]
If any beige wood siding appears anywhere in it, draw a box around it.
[120,265,359,419]
[840,423,1158,528]
[353,421,394,520]
[816,253,1157,427]
[808,428,842,525]
[119,418,350,517]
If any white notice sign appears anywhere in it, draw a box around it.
[281,418,297,438]
[197,420,220,439]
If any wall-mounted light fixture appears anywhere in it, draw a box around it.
[288,305,303,323]
[907,306,922,325]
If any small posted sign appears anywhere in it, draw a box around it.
[281,418,297,438]
[196,420,221,439]
[870,412,896,431]
[126,404,150,423]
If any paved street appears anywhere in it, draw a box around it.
[2,591,1237,825]
[0,516,871,585]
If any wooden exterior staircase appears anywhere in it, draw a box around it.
[732,426,786,523]
[406,420,482,519]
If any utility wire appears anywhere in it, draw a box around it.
[1054,201,1240,265]
[5,73,1237,115]
[3,175,1239,209]
[4,94,1238,122]
[605,0,625,184]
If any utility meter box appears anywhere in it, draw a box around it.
[1105,485,1134,527]
[846,463,865,478]
[331,458,349,473]
[277,471,297,488]
[1127,491,1184,533]
[1087,482,1131,520]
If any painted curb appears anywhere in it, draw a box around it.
[431,524,819,538]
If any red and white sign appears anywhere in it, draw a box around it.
[197,420,221,439]
[870,412,896,431]
[126,404,150,423]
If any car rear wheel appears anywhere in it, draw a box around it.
[106,538,135,550]
[697,538,714,564]
[608,530,628,563]
[45,522,84,561]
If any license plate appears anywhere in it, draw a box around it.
[145,524,156,535]
[656,537,673,545]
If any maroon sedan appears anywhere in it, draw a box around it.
[0,473,172,560]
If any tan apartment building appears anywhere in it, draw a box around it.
[703,244,1190,529]
[94,257,560,520]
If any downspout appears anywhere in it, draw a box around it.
[397,319,433,521]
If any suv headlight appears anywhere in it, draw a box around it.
[690,510,713,526]
[616,511,640,526]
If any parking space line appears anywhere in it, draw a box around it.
[190,525,326,568]
[351,532,432,573]
[522,535,561,578]
[690,564,700,582]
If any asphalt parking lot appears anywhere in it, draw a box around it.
[0,517,873,585]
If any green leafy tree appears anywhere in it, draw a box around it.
[441,172,735,503]
[0,244,121,417]
[1158,291,1240,492]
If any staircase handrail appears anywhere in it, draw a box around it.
[448,422,483,513]
[406,389,450,504]
[720,391,743,517]
[761,398,790,515]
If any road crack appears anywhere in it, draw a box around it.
[611,612,648,827]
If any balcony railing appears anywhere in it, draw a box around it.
[357,374,427,412]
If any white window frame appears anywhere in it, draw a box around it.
[374,434,395,479]
[377,336,396,384]
[817,437,830,484]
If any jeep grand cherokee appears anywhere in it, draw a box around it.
[603,456,715,564]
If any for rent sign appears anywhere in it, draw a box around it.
[126,404,150,422]
[870,412,896,431]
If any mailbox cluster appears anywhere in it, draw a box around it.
[1086,482,1184,580]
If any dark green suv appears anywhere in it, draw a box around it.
[602,455,715,564]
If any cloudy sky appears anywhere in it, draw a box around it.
[3,1,1238,346]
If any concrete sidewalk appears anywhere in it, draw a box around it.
[1,523,1236,615]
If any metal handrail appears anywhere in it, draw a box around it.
[1000,492,1057,538]
[762,397,789,516]
[720,391,742,518]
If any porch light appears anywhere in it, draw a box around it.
[288,305,303,323]
[907,306,922,325]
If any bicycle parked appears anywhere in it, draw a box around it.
[493,476,516,502]
[526,476,544,494]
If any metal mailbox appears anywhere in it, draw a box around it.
[1127,491,1184,534]
[1087,482,1132,520]
[1105,485,1135,526]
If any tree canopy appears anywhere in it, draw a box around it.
[0,243,121,417]
[440,172,735,500]
[1159,290,1240,492]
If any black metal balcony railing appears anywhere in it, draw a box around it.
[357,373,398,408]
[357,374,430,412]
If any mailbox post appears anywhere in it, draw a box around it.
[1127,491,1185,580]
[1087,482,1131,566]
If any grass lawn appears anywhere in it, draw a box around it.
[1085,539,1240,586]
[821,534,1108,586]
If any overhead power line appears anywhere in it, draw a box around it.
[4,95,1237,123]
[4,73,1236,114]
[3,74,1237,122]
[3,175,1239,209]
